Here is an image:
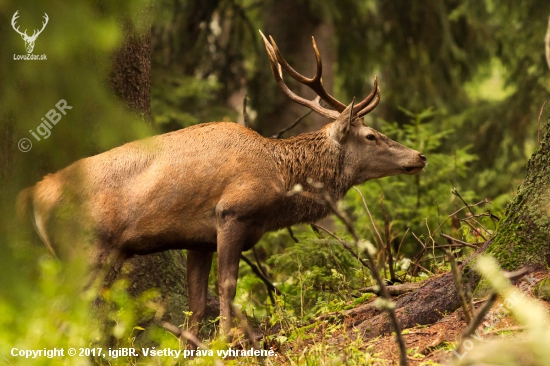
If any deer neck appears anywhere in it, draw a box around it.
[268,130,353,201]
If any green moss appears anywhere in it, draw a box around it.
[473,278,493,298]
[288,322,320,342]
[534,279,550,302]
[488,129,550,270]
[352,293,374,306]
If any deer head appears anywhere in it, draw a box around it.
[259,31,427,183]
[12,11,49,54]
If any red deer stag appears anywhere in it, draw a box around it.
[17,31,426,340]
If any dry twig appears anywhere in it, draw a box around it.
[456,292,497,354]
[431,200,488,238]
[286,227,299,243]
[318,192,409,366]
[451,186,490,237]
[445,250,472,324]
[440,233,478,249]
[312,223,371,269]
[395,227,410,263]
[273,110,312,138]
[358,282,420,296]
[240,254,278,304]
[380,196,397,280]
[409,232,427,276]
[162,322,225,366]
[353,187,384,247]
[546,16,550,71]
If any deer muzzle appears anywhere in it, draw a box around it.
[403,154,427,174]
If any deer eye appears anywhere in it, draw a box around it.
[366,134,376,141]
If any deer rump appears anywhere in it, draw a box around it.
[17,32,427,340]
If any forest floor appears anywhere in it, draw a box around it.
[263,270,550,365]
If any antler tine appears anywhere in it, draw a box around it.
[348,97,356,125]
[34,13,49,37]
[356,86,381,118]
[259,30,339,120]
[268,35,347,112]
[11,11,27,37]
[352,77,378,114]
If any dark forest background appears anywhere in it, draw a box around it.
[1,0,550,364]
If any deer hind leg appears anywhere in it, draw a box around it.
[186,249,214,347]
[85,248,129,293]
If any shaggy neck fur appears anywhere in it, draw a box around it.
[267,128,354,202]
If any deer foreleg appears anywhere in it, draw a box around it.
[216,224,249,338]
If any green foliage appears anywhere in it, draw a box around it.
[265,230,369,320]
[0,251,193,365]
[152,69,236,131]
[0,255,97,366]
[233,107,506,326]
[348,107,481,259]
[151,0,261,132]
[0,1,173,364]
[352,293,374,307]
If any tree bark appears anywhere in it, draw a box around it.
[485,33,550,270]
[110,17,151,119]
[486,126,550,270]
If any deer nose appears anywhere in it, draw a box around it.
[419,154,427,163]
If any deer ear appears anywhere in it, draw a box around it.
[328,98,355,143]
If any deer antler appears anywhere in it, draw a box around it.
[268,34,347,112]
[260,31,381,120]
[11,11,28,37]
[354,77,381,118]
[30,13,49,40]
[260,30,339,120]
[11,11,48,40]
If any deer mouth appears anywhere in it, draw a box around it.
[403,154,427,174]
[403,166,424,174]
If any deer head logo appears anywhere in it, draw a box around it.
[11,11,49,54]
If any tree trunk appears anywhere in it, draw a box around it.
[107,13,218,332]
[110,17,151,119]
[485,26,550,270]
[486,125,550,270]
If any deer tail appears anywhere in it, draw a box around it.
[16,187,34,224]
[16,187,58,258]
